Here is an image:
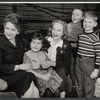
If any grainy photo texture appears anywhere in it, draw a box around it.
[0,3,100,99]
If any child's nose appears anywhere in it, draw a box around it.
[54,30,57,33]
[74,15,77,18]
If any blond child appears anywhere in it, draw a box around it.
[75,11,100,98]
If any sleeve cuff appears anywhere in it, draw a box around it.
[95,64,99,69]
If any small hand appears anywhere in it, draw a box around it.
[46,73,51,79]
[90,69,99,79]
[19,64,32,70]
[41,61,55,69]
[41,61,51,69]
[41,74,50,81]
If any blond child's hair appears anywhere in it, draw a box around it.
[51,19,68,40]
[84,11,98,22]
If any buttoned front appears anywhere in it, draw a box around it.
[48,40,72,92]
[55,40,71,71]
[0,35,25,74]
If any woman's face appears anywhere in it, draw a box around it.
[30,39,42,52]
[4,21,19,41]
[52,22,63,41]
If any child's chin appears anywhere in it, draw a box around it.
[73,21,79,24]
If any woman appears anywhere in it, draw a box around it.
[0,13,39,98]
[42,19,72,98]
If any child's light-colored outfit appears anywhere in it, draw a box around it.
[95,78,100,98]
[23,50,63,96]
[0,78,8,91]
[75,32,100,98]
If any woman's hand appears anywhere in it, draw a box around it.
[41,61,56,69]
[90,69,99,79]
[46,73,51,79]
[19,64,32,70]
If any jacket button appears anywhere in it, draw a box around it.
[16,62,19,64]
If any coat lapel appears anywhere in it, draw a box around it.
[3,35,18,49]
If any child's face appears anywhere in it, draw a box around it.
[72,9,83,24]
[52,22,63,41]
[83,17,97,33]
[30,39,42,52]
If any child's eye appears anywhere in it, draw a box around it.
[12,29,16,31]
[58,30,61,32]
[32,41,35,43]
[89,22,92,23]
[38,43,41,45]
[77,14,79,16]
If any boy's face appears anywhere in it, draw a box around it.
[72,9,83,24]
[83,17,97,33]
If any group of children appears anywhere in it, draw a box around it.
[0,8,100,98]
[67,8,100,98]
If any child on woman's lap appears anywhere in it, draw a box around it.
[23,32,63,96]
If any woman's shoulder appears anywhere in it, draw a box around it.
[0,34,7,44]
[63,40,71,48]
[63,40,71,45]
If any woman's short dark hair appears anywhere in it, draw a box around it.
[30,31,50,51]
[3,13,21,32]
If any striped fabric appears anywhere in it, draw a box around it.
[77,32,100,66]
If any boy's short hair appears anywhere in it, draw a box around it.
[31,31,44,43]
[72,8,84,15]
[84,11,98,22]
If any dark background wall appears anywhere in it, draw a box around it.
[0,3,100,34]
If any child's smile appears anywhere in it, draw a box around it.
[83,18,97,33]
[30,39,42,52]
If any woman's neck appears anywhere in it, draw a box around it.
[9,38,16,46]
[53,39,62,45]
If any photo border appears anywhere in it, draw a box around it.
[0,1,99,100]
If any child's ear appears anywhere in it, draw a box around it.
[94,22,98,27]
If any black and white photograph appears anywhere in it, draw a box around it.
[0,2,100,98]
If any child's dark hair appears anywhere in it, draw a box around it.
[72,8,84,15]
[31,31,44,44]
[30,31,50,51]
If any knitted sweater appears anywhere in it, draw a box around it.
[67,22,83,42]
[77,32,100,69]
